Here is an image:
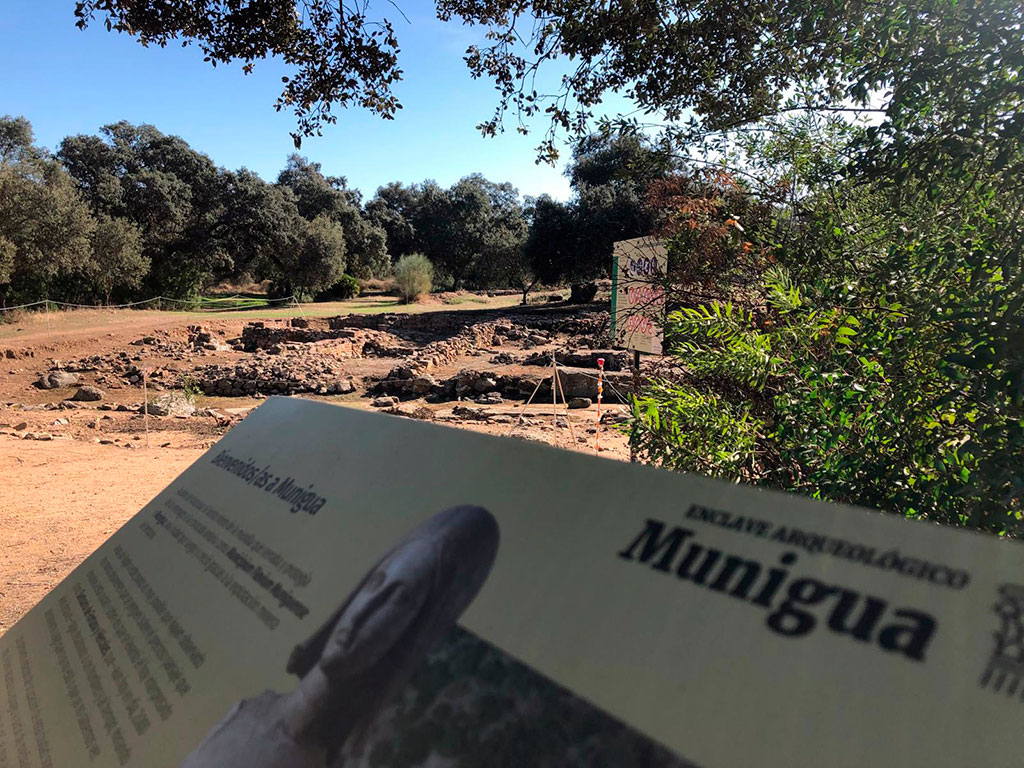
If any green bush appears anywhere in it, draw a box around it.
[631,259,1024,535]
[335,274,360,299]
[393,253,433,303]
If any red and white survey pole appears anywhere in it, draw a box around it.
[596,357,605,453]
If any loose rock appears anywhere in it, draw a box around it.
[34,371,78,389]
[144,393,195,417]
[71,385,104,402]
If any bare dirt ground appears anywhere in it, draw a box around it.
[0,441,202,633]
[0,292,633,634]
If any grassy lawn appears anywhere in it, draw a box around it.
[190,295,280,311]
[172,292,524,320]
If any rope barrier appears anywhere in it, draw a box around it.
[505,356,637,453]
[0,295,300,313]
[599,378,634,408]
[0,300,49,311]
[552,359,578,445]
[559,364,637,445]
[556,365,634,402]
[509,368,548,433]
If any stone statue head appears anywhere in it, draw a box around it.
[285,505,500,752]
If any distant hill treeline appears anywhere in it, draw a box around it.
[0,117,674,306]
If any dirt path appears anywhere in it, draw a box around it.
[0,438,203,633]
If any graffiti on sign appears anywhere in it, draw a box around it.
[611,236,668,354]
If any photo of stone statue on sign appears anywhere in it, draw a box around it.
[180,505,501,768]
[332,625,698,768]
[179,501,697,768]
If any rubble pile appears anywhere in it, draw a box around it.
[17,303,627,417]
[376,367,541,402]
[53,350,179,392]
[364,308,626,404]
[372,320,535,400]
[184,325,233,352]
[488,352,520,365]
[522,349,629,371]
[194,350,357,397]
[328,305,607,338]
[240,322,407,358]
[128,326,233,356]
[390,322,505,377]
[375,365,632,404]
[54,326,236,392]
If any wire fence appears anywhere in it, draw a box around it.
[0,295,301,314]
[506,356,638,444]
[536,362,637,405]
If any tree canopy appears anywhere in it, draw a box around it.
[74,0,403,148]
[2,114,551,303]
[0,116,133,306]
[69,0,1021,170]
[277,154,388,280]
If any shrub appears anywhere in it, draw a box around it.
[359,277,398,295]
[394,253,433,303]
[335,274,360,299]
[568,282,597,303]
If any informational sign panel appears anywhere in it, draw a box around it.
[611,236,668,354]
[3,397,1024,767]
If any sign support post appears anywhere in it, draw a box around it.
[630,350,642,462]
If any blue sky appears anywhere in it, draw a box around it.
[0,2,618,201]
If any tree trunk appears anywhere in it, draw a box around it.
[520,277,539,305]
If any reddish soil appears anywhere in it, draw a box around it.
[0,439,203,633]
